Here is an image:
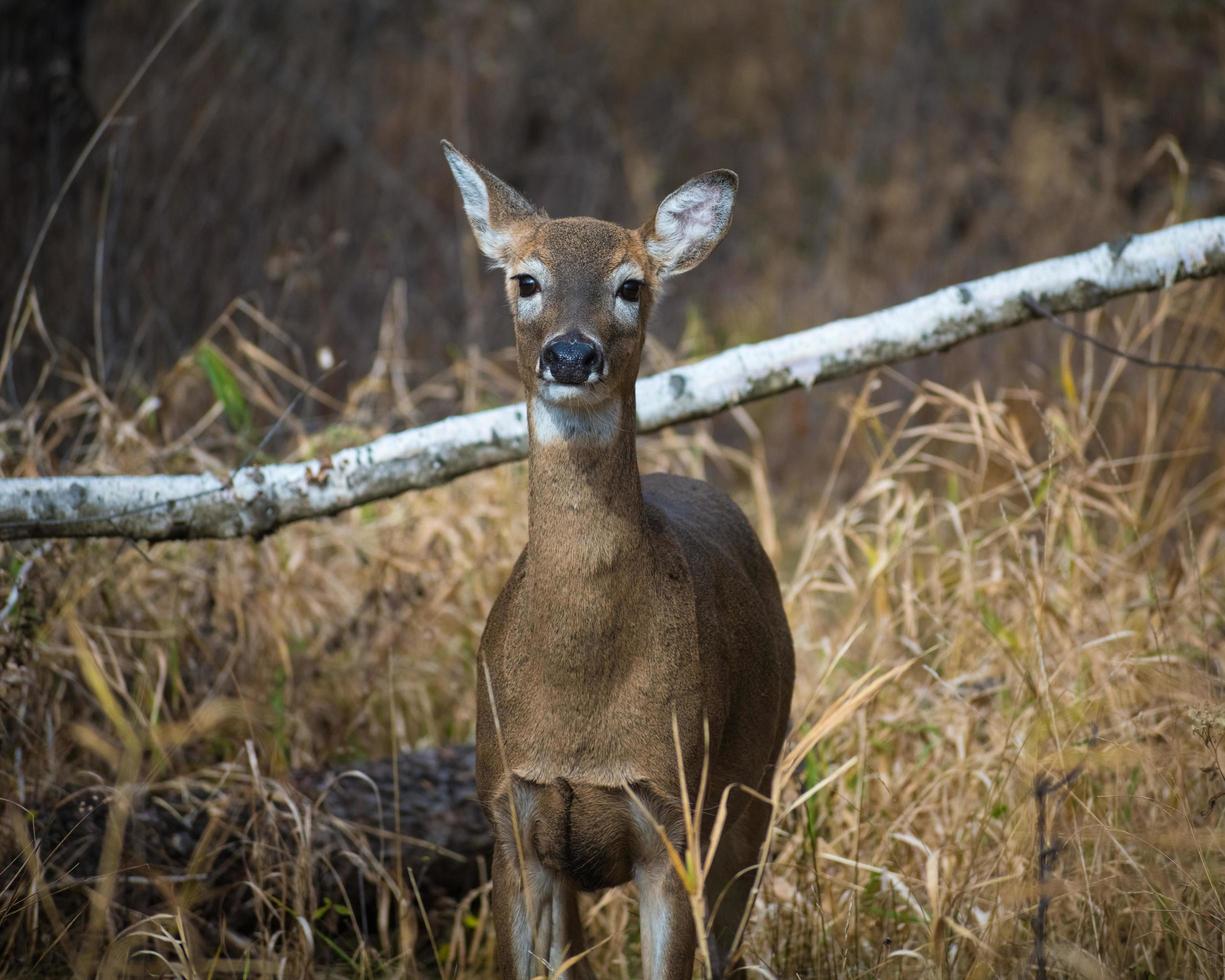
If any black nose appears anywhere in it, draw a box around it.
[541,333,603,385]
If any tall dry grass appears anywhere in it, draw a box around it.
[2,280,1224,976]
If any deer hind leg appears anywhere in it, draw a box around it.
[703,793,774,978]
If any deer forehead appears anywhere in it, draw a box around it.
[508,218,650,288]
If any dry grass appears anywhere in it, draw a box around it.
[2,281,1225,977]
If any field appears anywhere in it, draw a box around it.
[4,1,1225,975]
[2,281,1224,976]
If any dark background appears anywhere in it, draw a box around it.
[4,0,1224,434]
[2,8,1225,972]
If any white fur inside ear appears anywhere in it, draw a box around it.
[646,173,736,277]
[443,146,511,262]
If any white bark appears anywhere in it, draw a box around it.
[3,217,1224,542]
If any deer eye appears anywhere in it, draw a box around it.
[617,279,642,303]
[514,274,540,298]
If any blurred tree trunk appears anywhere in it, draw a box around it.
[0,0,97,207]
[0,0,98,400]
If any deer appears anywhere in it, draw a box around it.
[442,140,794,980]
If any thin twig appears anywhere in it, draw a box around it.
[1031,763,1084,980]
[1021,293,1225,381]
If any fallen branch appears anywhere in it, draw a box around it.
[3,217,1224,541]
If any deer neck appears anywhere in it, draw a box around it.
[525,387,645,591]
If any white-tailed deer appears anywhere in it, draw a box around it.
[443,141,794,979]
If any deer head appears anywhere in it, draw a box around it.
[442,141,737,443]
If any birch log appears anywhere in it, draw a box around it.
[3,217,1224,542]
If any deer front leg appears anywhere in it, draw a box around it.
[492,843,534,980]
[492,838,594,979]
[635,857,696,980]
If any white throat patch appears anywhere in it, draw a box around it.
[531,398,622,446]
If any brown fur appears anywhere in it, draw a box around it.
[443,141,795,979]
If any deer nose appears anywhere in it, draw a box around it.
[541,333,604,385]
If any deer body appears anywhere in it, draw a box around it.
[443,143,794,979]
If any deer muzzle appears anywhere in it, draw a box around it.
[540,332,605,386]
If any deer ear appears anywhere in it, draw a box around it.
[642,170,738,278]
[442,140,542,264]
